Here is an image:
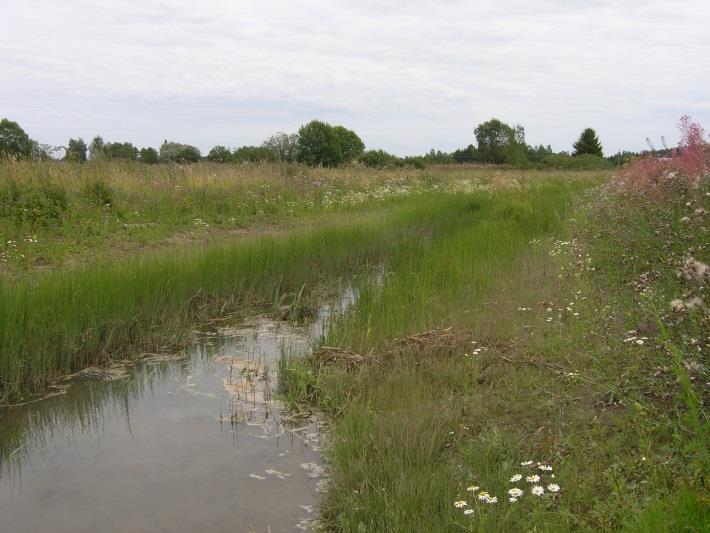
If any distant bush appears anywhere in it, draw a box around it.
[159,142,201,163]
[360,149,402,168]
[206,145,233,163]
[233,146,276,163]
[542,153,612,170]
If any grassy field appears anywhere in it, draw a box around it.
[280,177,708,530]
[0,160,706,530]
[0,160,603,273]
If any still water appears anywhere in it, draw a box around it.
[0,290,354,533]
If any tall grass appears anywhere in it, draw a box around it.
[281,181,584,530]
[0,194,492,401]
[0,159,608,272]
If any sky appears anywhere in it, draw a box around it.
[2,0,709,156]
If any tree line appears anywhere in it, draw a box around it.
[0,116,630,169]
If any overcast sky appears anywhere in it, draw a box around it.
[2,0,709,156]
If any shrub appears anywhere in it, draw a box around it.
[360,149,402,168]
[82,180,114,207]
[542,153,612,170]
[613,116,709,200]
[0,181,68,226]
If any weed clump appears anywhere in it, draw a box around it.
[613,115,709,200]
[0,180,68,226]
[82,180,113,207]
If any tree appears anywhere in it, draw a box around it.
[104,142,138,160]
[296,120,365,167]
[206,145,233,163]
[139,147,159,164]
[89,136,105,160]
[333,126,365,163]
[0,118,33,159]
[296,120,342,167]
[31,141,55,161]
[66,138,88,162]
[159,141,201,163]
[474,118,516,164]
[452,144,480,164]
[262,132,299,162]
[573,128,603,157]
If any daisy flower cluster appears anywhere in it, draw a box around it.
[453,460,561,519]
[451,483,499,518]
[508,460,561,501]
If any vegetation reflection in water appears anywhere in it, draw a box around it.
[0,280,360,531]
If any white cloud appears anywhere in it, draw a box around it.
[1,0,708,154]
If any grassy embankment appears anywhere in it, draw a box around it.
[1,190,496,401]
[280,176,708,530]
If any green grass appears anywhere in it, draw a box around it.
[280,179,708,531]
[0,160,607,272]
[0,193,501,401]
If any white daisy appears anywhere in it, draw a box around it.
[487,496,498,504]
[509,474,523,482]
[520,460,534,466]
[525,475,540,483]
[531,486,545,496]
[508,488,524,498]
[463,509,474,516]
[547,484,561,493]
[454,500,467,508]
[509,497,518,503]
[538,464,553,472]
[477,491,491,502]
[466,485,480,493]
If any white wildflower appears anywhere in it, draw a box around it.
[454,500,467,508]
[463,509,474,516]
[526,475,540,483]
[520,460,534,466]
[509,474,523,482]
[531,485,545,496]
[547,484,561,493]
[508,488,524,498]
[466,485,480,493]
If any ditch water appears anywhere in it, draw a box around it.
[0,284,357,533]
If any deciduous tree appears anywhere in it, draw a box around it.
[0,118,33,159]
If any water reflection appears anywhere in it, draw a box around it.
[0,280,358,533]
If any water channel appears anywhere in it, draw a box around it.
[0,285,356,532]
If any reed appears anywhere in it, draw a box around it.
[0,193,487,401]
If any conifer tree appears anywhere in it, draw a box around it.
[573,128,603,157]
